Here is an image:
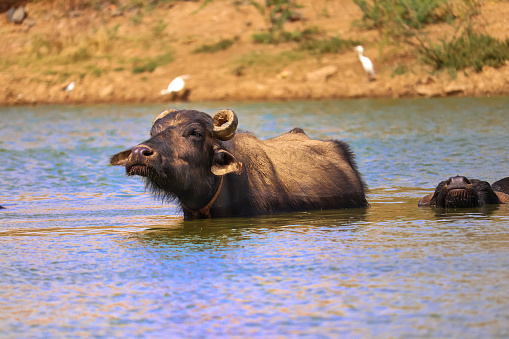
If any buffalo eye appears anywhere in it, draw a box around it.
[187,129,204,140]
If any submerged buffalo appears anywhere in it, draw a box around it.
[110,108,368,219]
[418,176,509,208]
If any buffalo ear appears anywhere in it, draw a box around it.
[110,149,132,166]
[418,194,433,207]
[495,191,509,204]
[211,148,243,176]
[492,176,509,195]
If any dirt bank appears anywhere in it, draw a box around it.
[1,0,509,106]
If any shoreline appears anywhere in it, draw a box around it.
[3,63,509,107]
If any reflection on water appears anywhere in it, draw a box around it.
[1,98,509,337]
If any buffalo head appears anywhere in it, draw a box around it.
[110,109,243,211]
[418,175,502,208]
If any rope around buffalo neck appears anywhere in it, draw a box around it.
[181,176,224,218]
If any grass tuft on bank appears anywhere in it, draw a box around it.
[193,37,238,53]
[131,51,174,74]
[353,0,459,33]
[419,28,509,72]
[232,50,306,76]
[299,35,361,54]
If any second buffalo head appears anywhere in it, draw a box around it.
[418,175,502,208]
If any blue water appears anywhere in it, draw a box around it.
[1,98,508,337]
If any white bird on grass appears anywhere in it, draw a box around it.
[62,81,75,91]
[161,75,190,95]
[355,45,376,82]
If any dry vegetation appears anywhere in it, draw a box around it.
[1,0,509,105]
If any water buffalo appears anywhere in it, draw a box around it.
[418,176,509,208]
[110,108,368,219]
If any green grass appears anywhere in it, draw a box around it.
[192,37,238,53]
[353,0,455,32]
[69,46,92,63]
[251,32,277,44]
[391,65,409,77]
[30,33,64,59]
[151,20,168,37]
[420,28,509,72]
[352,0,504,74]
[299,35,361,54]
[130,51,174,74]
[27,24,119,64]
[42,70,59,76]
[232,50,305,75]
[252,27,319,44]
[91,67,103,77]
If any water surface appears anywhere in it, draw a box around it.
[1,98,508,337]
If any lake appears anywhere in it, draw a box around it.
[1,98,508,337]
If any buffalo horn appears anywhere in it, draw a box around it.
[213,109,238,141]
[152,108,179,126]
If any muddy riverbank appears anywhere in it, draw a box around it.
[1,0,509,105]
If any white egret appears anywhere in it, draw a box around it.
[161,75,190,95]
[62,81,75,91]
[355,45,376,82]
